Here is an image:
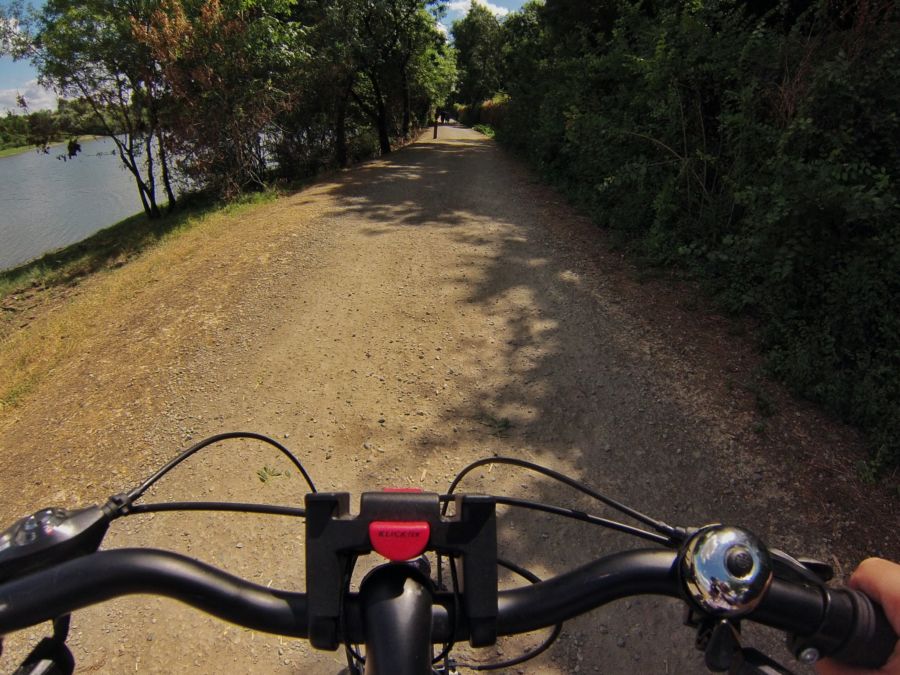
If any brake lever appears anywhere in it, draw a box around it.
[769,549,832,586]
[794,558,834,583]
[687,613,796,674]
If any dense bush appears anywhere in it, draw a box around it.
[452,93,508,128]
[488,0,900,472]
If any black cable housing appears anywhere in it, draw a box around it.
[444,457,679,542]
[455,557,563,671]
[125,432,317,504]
[491,496,670,545]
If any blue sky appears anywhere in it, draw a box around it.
[1,0,527,113]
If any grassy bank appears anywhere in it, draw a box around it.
[0,135,105,159]
[0,191,276,411]
[0,191,284,303]
[0,145,37,158]
[1,206,189,303]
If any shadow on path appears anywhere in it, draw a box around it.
[319,126,807,671]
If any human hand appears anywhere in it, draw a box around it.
[816,558,900,674]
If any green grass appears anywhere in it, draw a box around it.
[0,197,214,303]
[0,188,282,303]
[0,144,37,158]
[473,124,496,138]
[476,413,513,435]
[0,376,36,410]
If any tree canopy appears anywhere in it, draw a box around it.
[450,1,502,106]
[1,0,455,203]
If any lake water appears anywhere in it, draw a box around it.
[0,137,150,272]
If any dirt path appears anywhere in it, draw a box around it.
[0,125,896,674]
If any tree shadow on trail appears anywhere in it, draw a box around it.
[323,137,499,230]
[321,132,818,671]
[323,130,792,526]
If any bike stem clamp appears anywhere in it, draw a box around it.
[305,491,498,650]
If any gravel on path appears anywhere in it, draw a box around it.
[0,124,895,674]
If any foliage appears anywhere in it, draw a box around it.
[318,0,454,156]
[452,92,507,128]
[24,0,178,217]
[0,98,116,152]
[3,0,454,201]
[133,0,303,199]
[492,0,900,472]
[451,1,503,106]
[0,109,36,151]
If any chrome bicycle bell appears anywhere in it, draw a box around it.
[681,525,773,617]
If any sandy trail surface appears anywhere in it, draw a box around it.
[0,125,896,674]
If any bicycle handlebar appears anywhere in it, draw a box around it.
[0,437,896,674]
[0,549,310,638]
[0,547,895,669]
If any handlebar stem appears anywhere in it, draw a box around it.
[359,564,435,675]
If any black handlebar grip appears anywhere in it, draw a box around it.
[831,590,898,669]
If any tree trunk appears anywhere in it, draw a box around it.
[376,100,391,156]
[76,83,163,219]
[114,138,159,219]
[352,75,391,156]
[155,129,177,211]
[401,65,411,138]
[335,88,349,168]
[142,134,161,218]
[134,175,153,218]
[368,71,392,155]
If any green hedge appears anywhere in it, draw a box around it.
[495,0,900,472]
[453,94,509,128]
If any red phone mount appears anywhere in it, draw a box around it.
[305,490,498,651]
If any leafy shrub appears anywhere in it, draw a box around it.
[496,0,900,472]
[454,94,509,129]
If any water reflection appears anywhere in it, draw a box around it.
[0,137,151,271]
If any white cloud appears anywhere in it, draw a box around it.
[1,16,23,53]
[447,0,510,18]
[438,0,515,37]
[0,79,57,113]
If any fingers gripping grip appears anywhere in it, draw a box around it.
[831,590,897,669]
[790,587,898,669]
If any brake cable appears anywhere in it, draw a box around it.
[126,502,307,517]
[444,456,684,544]
[123,432,317,508]
[452,557,564,672]
[109,442,692,672]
